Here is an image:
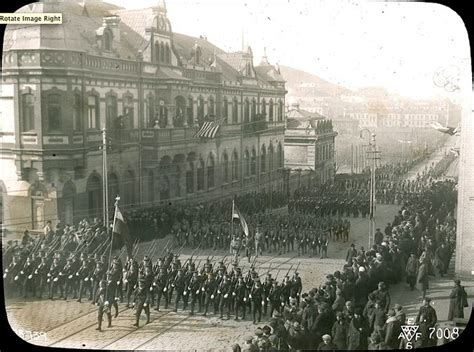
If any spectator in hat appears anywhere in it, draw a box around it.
[374,228,384,246]
[371,282,390,313]
[394,304,406,324]
[405,253,418,291]
[348,308,369,350]
[317,334,337,351]
[384,308,402,349]
[242,335,258,352]
[416,257,430,299]
[354,266,370,310]
[448,279,468,320]
[368,331,386,350]
[415,297,438,348]
[331,288,345,313]
[331,312,348,350]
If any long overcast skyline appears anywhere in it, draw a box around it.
[103,0,470,101]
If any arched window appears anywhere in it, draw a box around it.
[261,98,267,117]
[269,144,274,171]
[251,148,257,176]
[278,99,283,121]
[123,95,134,129]
[186,160,194,194]
[277,143,283,168]
[208,96,215,117]
[154,42,160,63]
[269,99,274,122]
[187,97,194,126]
[106,94,117,129]
[261,145,266,173]
[244,150,250,177]
[207,154,215,188]
[222,152,229,183]
[232,97,238,124]
[165,44,170,64]
[244,98,249,123]
[160,175,170,200]
[21,93,35,132]
[47,94,62,132]
[197,96,204,121]
[174,96,185,127]
[72,93,82,131]
[197,158,205,191]
[146,94,155,128]
[232,150,239,181]
[160,42,165,62]
[251,98,256,122]
[222,97,229,120]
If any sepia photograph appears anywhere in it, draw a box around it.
[0,0,472,350]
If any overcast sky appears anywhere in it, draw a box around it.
[105,0,470,101]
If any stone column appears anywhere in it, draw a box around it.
[166,105,174,128]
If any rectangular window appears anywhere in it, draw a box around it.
[87,95,98,129]
[47,94,62,132]
[21,94,35,132]
[106,96,117,129]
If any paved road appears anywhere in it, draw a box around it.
[6,205,399,350]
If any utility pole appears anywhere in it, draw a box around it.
[360,130,381,248]
[102,128,109,233]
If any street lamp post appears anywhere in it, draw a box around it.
[360,129,380,248]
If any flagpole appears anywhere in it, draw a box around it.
[230,198,234,254]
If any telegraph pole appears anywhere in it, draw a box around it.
[102,128,109,232]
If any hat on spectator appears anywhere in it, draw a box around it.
[358,266,366,272]
[255,328,263,336]
[322,334,331,341]
[245,336,254,343]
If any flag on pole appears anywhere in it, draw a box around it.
[232,200,249,237]
[430,122,456,135]
[113,205,133,258]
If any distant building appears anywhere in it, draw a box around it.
[284,103,337,184]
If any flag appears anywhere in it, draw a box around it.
[430,122,455,135]
[232,200,249,237]
[113,205,133,258]
[194,118,225,139]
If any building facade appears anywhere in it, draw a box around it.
[0,0,287,232]
[284,104,337,184]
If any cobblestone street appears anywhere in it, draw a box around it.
[6,205,406,350]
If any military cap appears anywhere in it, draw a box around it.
[255,328,263,336]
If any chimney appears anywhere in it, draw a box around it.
[104,15,120,43]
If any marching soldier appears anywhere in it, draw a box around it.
[233,276,247,320]
[202,272,217,317]
[47,257,62,300]
[218,274,232,319]
[262,274,273,316]
[76,258,92,302]
[250,278,263,324]
[188,271,202,315]
[95,280,112,331]
[124,258,139,308]
[20,256,35,298]
[172,268,186,312]
[62,257,75,300]
[133,279,151,328]
[153,267,168,311]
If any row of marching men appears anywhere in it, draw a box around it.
[120,251,303,328]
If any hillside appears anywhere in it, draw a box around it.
[278,65,351,97]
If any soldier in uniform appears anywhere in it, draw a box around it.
[124,257,139,308]
[415,297,438,348]
[153,267,168,311]
[47,257,62,300]
[250,278,263,324]
[233,276,247,320]
[35,256,49,298]
[95,280,112,331]
[291,272,302,304]
[76,258,92,302]
[172,268,186,312]
[262,274,273,317]
[218,274,232,319]
[319,232,329,259]
[20,255,35,298]
[202,272,217,317]
[91,259,106,304]
[188,271,202,315]
[61,257,75,300]
[133,279,151,327]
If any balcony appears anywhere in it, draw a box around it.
[141,127,199,146]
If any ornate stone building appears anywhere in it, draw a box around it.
[0,0,287,231]
[284,103,337,184]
